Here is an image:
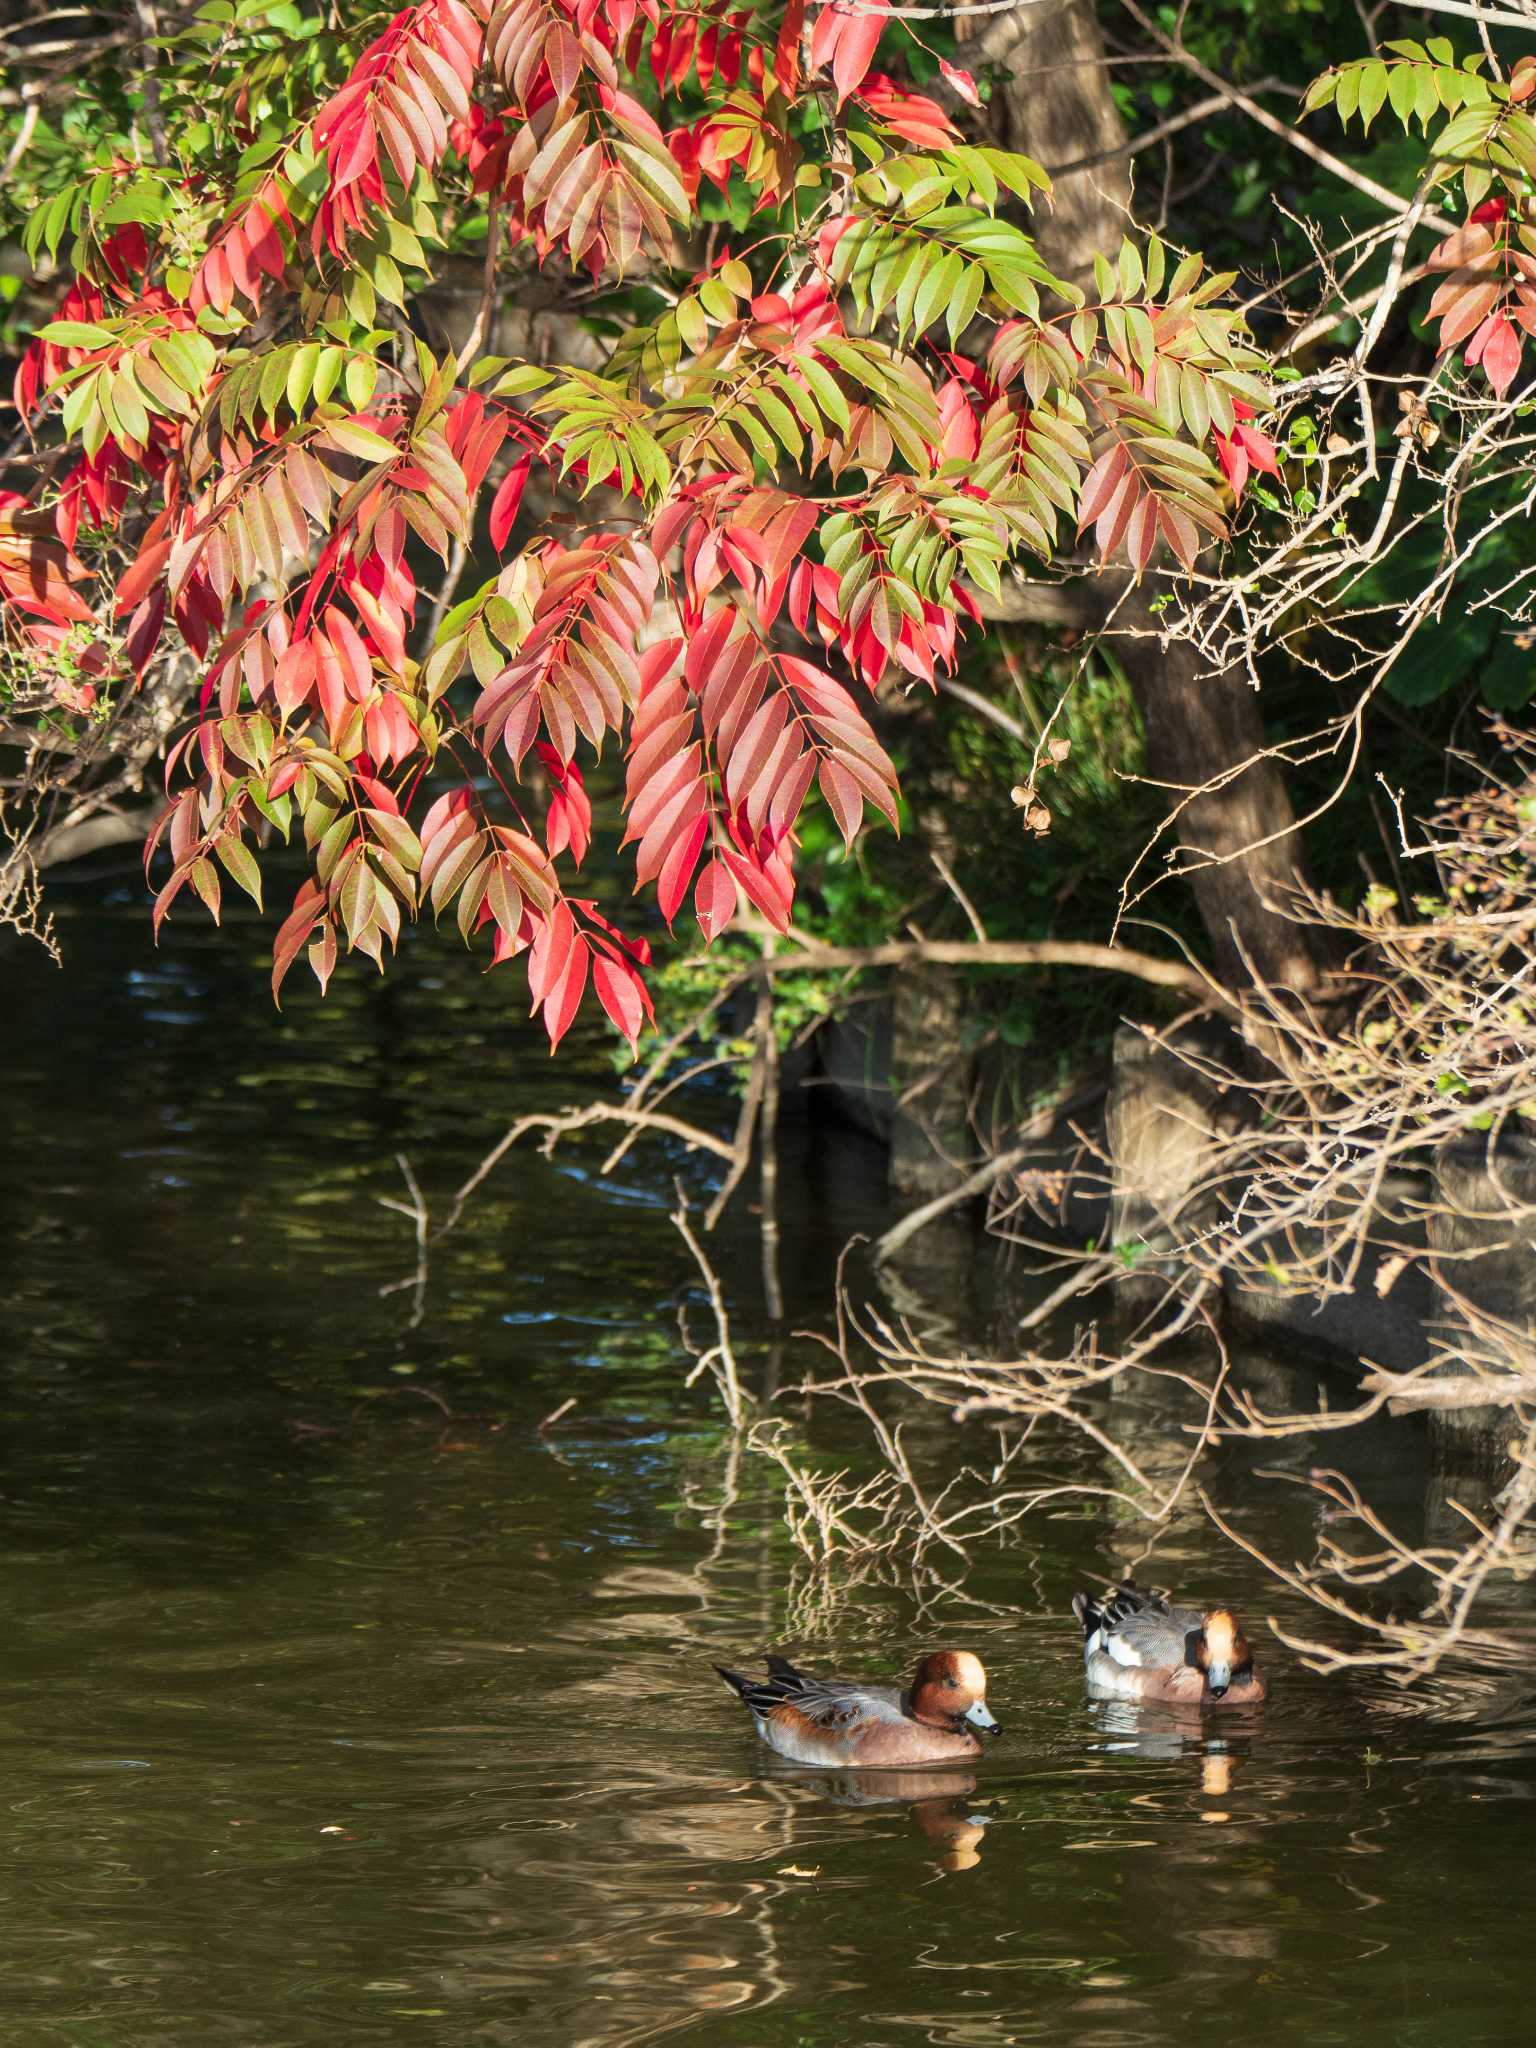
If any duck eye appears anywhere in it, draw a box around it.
[944,1676,958,1689]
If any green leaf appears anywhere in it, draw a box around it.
[612,138,689,222]
[312,345,346,405]
[1385,611,1492,706]
[38,318,118,347]
[1480,630,1536,710]
[945,263,985,344]
[286,341,322,415]
[322,417,397,464]
[793,353,851,434]
[344,353,379,410]
[367,808,424,873]
[214,834,264,908]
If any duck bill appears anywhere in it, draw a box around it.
[963,1700,1002,1738]
[1205,1662,1232,1700]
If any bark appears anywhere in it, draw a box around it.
[967,0,1134,290]
[962,1,1334,995]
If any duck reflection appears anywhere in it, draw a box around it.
[767,1761,994,1873]
[1085,1699,1281,1982]
[1092,1699,1259,1814]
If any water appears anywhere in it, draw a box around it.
[4,889,1534,2046]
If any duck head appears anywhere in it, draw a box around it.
[1192,1609,1255,1699]
[909,1649,1002,1737]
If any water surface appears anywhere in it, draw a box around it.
[4,893,1533,2046]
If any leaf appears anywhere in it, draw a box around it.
[214,834,264,908]
[694,855,737,941]
[593,953,648,1047]
[272,881,326,1006]
[38,319,116,346]
[367,808,423,874]
[320,418,400,465]
[490,455,531,550]
[831,1,888,106]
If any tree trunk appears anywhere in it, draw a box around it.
[962,1,1333,995]
[965,0,1134,291]
[1134,632,1332,995]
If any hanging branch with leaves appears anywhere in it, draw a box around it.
[3,0,1275,1038]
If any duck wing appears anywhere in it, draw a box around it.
[715,1657,907,1727]
[1074,1584,1200,1672]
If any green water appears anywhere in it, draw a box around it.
[4,893,1534,2047]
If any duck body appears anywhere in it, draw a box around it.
[1072,1584,1268,1707]
[715,1649,1002,1768]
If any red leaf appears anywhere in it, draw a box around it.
[593,953,648,1048]
[1124,493,1158,574]
[694,855,737,941]
[272,880,326,1007]
[539,928,589,1051]
[656,810,709,923]
[490,456,531,551]
[720,845,794,929]
[831,0,887,106]
[1076,444,1129,532]
[818,757,864,849]
[115,533,173,616]
[774,0,805,94]
[1471,311,1522,396]
[939,59,980,107]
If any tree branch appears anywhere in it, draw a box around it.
[749,937,1234,1010]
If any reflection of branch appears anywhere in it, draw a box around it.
[705,1011,770,1232]
[1202,1449,1536,1683]
[755,943,785,1320]
[674,1185,749,1430]
[377,1150,429,1329]
[438,1101,734,1235]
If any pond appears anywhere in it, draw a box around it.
[4,887,1534,2047]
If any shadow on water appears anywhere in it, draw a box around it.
[2,894,1535,2045]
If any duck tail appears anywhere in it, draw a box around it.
[715,1659,791,1717]
[1071,1589,1107,1638]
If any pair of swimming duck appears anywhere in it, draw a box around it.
[717,1583,1267,1769]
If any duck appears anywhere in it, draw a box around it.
[1071,1583,1268,1706]
[715,1649,1003,1767]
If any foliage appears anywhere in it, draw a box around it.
[1306,42,1536,397]
[638,647,1155,1082]
[0,0,1275,1041]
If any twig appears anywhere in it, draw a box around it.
[424,536,469,649]
[749,936,1234,1010]
[704,1027,769,1232]
[930,849,988,943]
[130,1,168,167]
[1119,0,1458,234]
[3,93,39,179]
[1048,84,1289,180]
[455,195,503,375]
[673,1184,750,1429]
[872,1075,1108,1263]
